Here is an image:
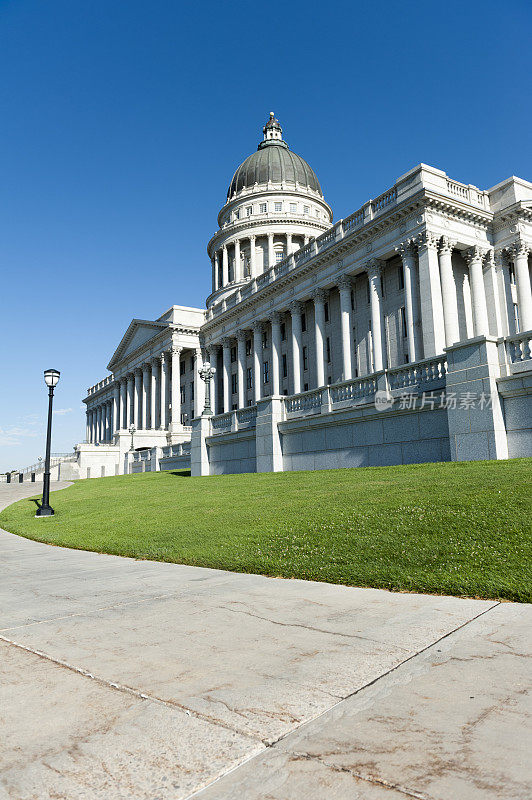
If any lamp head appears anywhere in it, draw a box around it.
[44,369,60,388]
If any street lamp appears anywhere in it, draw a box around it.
[199,361,216,415]
[129,424,136,451]
[36,369,60,518]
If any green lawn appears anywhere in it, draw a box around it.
[1,459,531,602]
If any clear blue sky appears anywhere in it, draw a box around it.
[1,0,530,472]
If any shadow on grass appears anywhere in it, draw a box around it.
[167,470,191,478]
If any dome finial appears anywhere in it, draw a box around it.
[260,111,285,148]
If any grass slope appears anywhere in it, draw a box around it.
[1,459,530,602]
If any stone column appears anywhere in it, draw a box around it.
[86,411,91,443]
[508,240,532,332]
[290,302,303,394]
[249,235,256,277]
[108,401,113,440]
[270,312,282,396]
[438,237,460,347]
[268,233,275,268]
[126,373,134,429]
[120,378,127,430]
[222,338,231,412]
[208,346,218,414]
[134,369,142,428]
[253,323,263,403]
[150,359,158,428]
[141,364,150,429]
[367,262,385,372]
[338,276,354,380]
[212,253,218,292]
[415,231,446,357]
[234,239,241,282]
[170,345,182,432]
[313,289,327,388]
[397,241,422,362]
[463,246,489,337]
[483,250,504,338]
[498,251,515,336]
[286,233,294,255]
[237,331,247,408]
[96,405,102,443]
[194,348,204,418]
[222,245,228,286]
[159,352,168,429]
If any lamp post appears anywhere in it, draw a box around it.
[129,424,136,451]
[199,361,216,415]
[36,369,60,518]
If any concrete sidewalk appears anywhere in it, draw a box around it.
[0,483,530,799]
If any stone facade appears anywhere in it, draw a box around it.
[76,113,532,478]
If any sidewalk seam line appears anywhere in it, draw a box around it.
[183,600,501,799]
[0,633,262,744]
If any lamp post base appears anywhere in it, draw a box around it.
[35,505,55,518]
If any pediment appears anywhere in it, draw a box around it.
[108,319,170,370]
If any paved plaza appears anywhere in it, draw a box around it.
[0,483,530,799]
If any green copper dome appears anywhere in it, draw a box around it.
[227,113,323,199]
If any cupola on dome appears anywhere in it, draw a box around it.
[227,113,323,199]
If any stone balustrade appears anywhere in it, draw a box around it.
[388,356,447,390]
[506,331,532,363]
[329,374,380,404]
[87,375,114,396]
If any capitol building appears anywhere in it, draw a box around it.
[72,113,531,479]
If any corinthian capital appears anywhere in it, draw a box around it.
[337,275,353,292]
[462,245,488,265]
[365,258,383,279]
[396,239,416,259]
[289,300,305,315]
[312,288,328,304]
[439,236,456,255]
[171,344,182,357]
[267,311,283,325]
[506,238,531,261]
[415,230,439,251]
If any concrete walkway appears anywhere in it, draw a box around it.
[0,484,530,799]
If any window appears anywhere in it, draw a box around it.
[404,352,410,364]
[282,353,287,378]
[246,206,253,216]
[315,208,320,217]
[509,265,516,284]
[262,330,268,349]
[234,209,240,220]
[274,201,282,212]
[190,381,194,401]
[275,250,284,262]
[246,367,253,389]
[303,205,309,214]
[303,346,308,371]
[280,322,286,341]
[324,302,329,322]
[246,338,252,356]
[180,386,185,404]
[351,289,355,310]
[289,202,297,213]
[180,360,185,375]
[398,265,405,290]
[366,281,371,304]
[230,346,236,363]
[180,412,187,425]
[327,376,332,385]
[263,360,269,383]
[259,202,267,213]
[301,312,306,332]
[400,306,407,339]
[326,337,331,363]
[304,382,309,392]
[232,403,237,410]
[231,373,237,394]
